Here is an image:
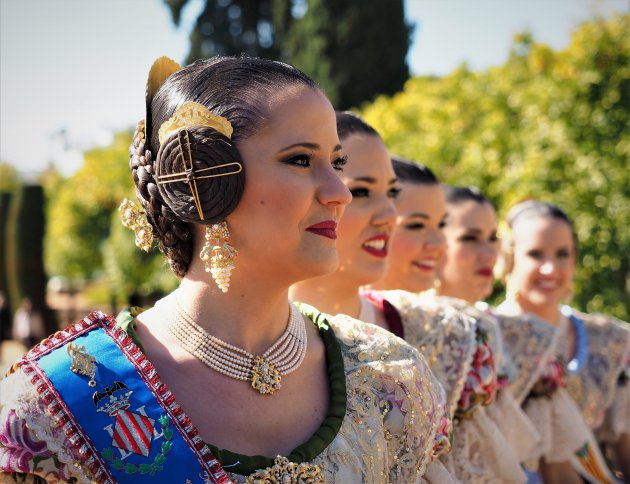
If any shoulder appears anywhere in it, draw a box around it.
[574,309,630,378]
[377,290,474,341]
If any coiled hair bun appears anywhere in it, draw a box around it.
[130,56,319,276]
[155,126,245,224]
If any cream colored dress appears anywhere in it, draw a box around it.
[368,290,527,483]
[0,306,453,483]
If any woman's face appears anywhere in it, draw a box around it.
[438,200,498,302]
[381,182,447,292]
[335,133,398,286]
[226,86,352,285]
[508,215,576,310]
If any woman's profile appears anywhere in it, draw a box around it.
[0,56,448,483]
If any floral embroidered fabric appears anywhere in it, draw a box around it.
[375,291,526,483]
[0,306,452,483]
[562,311,630,435]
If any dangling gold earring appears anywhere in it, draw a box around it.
[199,222,237,293]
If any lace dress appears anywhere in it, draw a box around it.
[0,305,453,483]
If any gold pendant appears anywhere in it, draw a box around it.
[246,456,324,483]
[250,356,282,395]
[67,342,97,387]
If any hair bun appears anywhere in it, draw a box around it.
[155,126,245,224]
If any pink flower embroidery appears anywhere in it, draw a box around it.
[0,409,52,474]
[456,329,498,419]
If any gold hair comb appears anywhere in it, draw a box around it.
[158,102,233,145]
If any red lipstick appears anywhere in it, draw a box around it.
[306,220,337,239]
[476,268,493,277]
[362,234,389,258]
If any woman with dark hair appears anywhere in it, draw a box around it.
[369,156,445,294]
[496,200,630,482]
[292,116,525,483]
[0,59,449,483]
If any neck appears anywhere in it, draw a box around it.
[369,271,403,292]
[435,284,474,304]
[290,272,362,319]
[173,262,293,356]
[506,294,560,326]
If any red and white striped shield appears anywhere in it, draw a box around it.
[111,410,155,457]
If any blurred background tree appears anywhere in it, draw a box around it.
[362,13,630,319]
[44,131,177,312]
[164,0,412,109]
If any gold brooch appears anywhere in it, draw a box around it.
[246,456,324,483]
[67,342,97,387]
[250,356,282,395]
[158,101,233,145]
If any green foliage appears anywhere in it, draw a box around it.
[46,131,134,280]
[45,130,178,305]
[165,0,411,109]
[0,162,20,193]
[287,0,411,109]
[6,185,54,332]
[165,0,292,63]
[362,13,630,320]
[102,211,178,306]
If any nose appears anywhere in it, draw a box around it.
[372,195,397,230]
[480,243,498,263]
[426,228,446,250]
[539,259,556,275]
[318,168,352,208]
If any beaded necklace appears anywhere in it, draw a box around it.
[170,300,307,395]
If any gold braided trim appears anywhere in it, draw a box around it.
[158,102,233,145]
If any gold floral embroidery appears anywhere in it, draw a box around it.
[245,456,323,483]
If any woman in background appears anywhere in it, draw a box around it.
[497,200,630,482]
[292,127,524,483]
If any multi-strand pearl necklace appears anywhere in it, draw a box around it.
[170,300,307,395]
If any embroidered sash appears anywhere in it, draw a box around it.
[18,312,232,484]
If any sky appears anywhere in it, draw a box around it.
[1,0,628,178]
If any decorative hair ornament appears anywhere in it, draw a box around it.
[158,101,233,145]
[156,130,242,221]
[200,222,238,293]
[119,198,154,251]
[145,56,182,142]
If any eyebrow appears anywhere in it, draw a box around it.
[407,212,430,219]
[352,177,398,185]
[278,142,342,153]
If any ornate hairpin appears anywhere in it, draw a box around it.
[119,198,154,251]
[156,129,242,221]
[158,102,233,145]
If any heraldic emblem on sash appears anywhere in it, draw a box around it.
[94,381,174,475]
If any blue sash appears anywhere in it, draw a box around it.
[22,312,232,484]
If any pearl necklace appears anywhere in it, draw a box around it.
[170,301,307,395]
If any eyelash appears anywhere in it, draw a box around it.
[388,187,402,199]
[282,153,313,167]
[350,188,369,198]
[282,153,348,171]
[332,155,348,171]
[405,223,425,230]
